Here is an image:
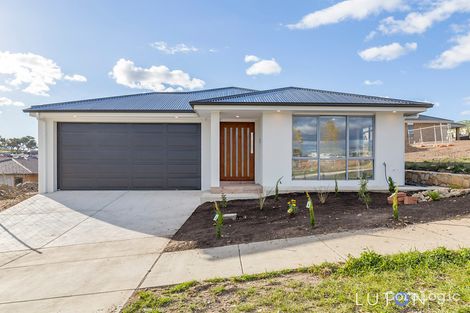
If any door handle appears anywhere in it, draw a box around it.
[250,132,254,154]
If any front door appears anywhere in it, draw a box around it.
[220,122,255,181]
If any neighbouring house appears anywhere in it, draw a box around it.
[0,157,38,187]
[405,114,465,145]
[24,87,432,194]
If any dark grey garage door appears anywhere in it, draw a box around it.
[58,123,201,190]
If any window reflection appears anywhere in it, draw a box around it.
[292,115,374,180]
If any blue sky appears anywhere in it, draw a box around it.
[1,0,470,138]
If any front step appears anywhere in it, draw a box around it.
[210,183,263,194]
[200,192,259,204]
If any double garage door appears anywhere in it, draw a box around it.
[58,123,201,190]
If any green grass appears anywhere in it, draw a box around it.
[123,248,470,313]
[406,160,470,174]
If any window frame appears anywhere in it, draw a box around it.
[292,114,375,180]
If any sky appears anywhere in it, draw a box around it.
[1,0,470,139]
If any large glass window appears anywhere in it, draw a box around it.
[292,115,374,180]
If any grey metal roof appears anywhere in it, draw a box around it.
[24,86,433,113]
[191,87,433,107]
[24,87,256,113]
[0,158,38,175]
[405,114,452,123]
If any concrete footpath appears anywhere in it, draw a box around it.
[141,217,470,287]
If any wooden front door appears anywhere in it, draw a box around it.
[220,122,255,181]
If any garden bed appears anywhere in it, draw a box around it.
[165,192,470,252]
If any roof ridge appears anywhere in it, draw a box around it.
[190,86,292,103]
[11,158,32,173]
[25,87,255,111]
[287,86,429,104]
[191,86,430,105]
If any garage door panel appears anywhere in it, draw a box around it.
[167,178,201,189]
[58,123,201,190]
[167,123,200,133]
[131,124,166,133]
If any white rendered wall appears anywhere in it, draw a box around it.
[260,111,405,191]
[37,118,57,193]
[209,112,220,188]
[201,117,211,190]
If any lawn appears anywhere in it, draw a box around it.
[123,247,470,313]
[165,192,470,252]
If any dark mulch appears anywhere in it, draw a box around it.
[164,192,470,252]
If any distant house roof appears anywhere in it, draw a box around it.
[24,87,255,113]
[24,86,432,113]
[191,87,433,108]
[405,114,453,123]
[0,158,38,175]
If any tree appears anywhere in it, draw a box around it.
[458,120,470,135]
[0,136,37,153]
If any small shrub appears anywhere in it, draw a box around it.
[358,175,371,209]
[334,178,339,195]
[392,187,399,220]
[427,190,441,201]
[213,201,223,239]
[387,176,396,194]
[306,192,314,227]
[220,193,228,209]
[287,199,298,215]
[317,187,329,204]
[274,176,283,201]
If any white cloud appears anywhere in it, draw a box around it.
[64,74,87,82]
[244,55,282,76]
[287,0,404,30]
[365,31,377,41]
[150,41,198,54]
[364,79,383,85]
[109,58,205,92]
[0,96,25,107]
[463,96,470,104]
[0,51,86,96]
[428,31,470,69]
[358,42,417,61]
[0,85,11,92]
[244,55,261,63]
[461,110,470,115]
[379,0,470,35]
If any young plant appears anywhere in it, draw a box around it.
[392,187,399,220]
[306,192,314,227]
[387,177,397,194]
[258,191,267,210]
[317,187,329,204]
[334,178,339,195]
[220,193,228,209]
[427,190,441,201]
[213,201,223,239]
[287,199,298,216]
[358,175,371,209]
[274,176,283,202]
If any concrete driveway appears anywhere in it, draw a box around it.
[0,190,201,313]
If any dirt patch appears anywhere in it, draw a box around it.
[0,192,36,212]
[405,141,470,162]
[165,192,470,252]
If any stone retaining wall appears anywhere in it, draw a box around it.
[405,170,470,188]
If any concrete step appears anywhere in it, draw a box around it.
[200,192,259,204]
[210,184,263,194]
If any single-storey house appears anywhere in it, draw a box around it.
[0,157,38,187]
[24,87,432,194]
[405,114,465,144]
